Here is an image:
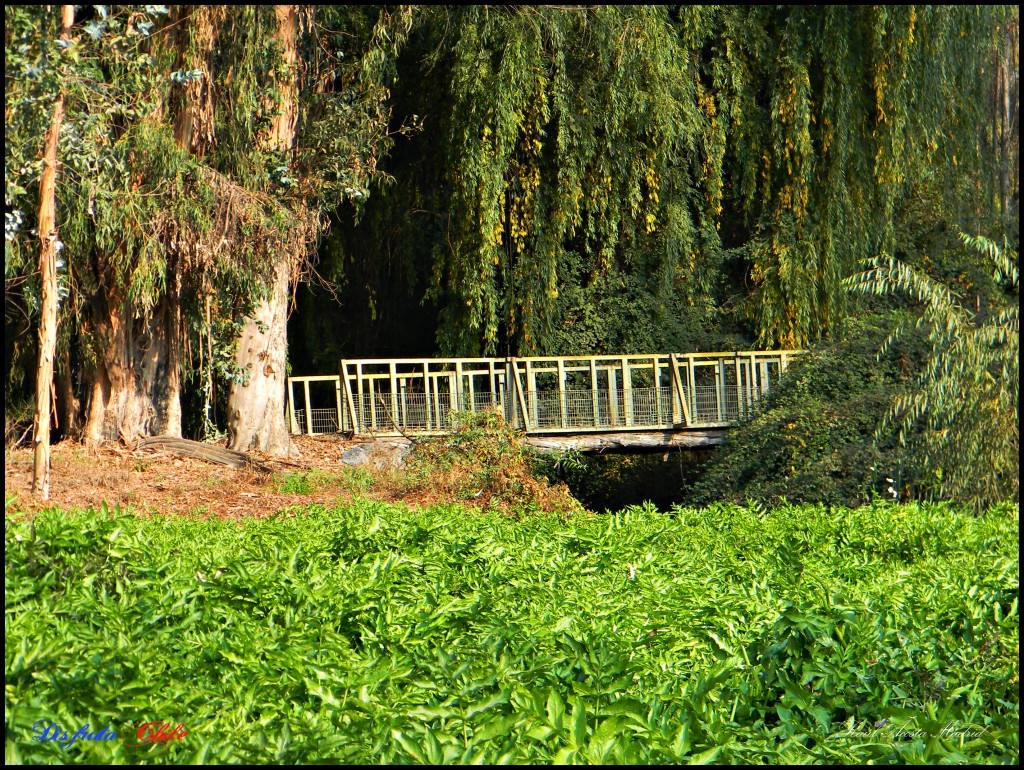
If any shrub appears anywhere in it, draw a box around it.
[4,501,1018,763]
[688,313,928,507]
[400,409,582,516]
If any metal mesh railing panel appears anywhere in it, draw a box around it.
[291,354,798,435]
[292,408,341,435]
[353,391,458,433]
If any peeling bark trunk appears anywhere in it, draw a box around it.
[226,258,294,454]
[226,5,299,457]
[32,5,74,499]
[83,286,182,446]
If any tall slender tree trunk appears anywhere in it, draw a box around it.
[32,4,74,499]
[226,5,299,457]
[998,15,1018,227]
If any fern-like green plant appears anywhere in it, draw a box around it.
[845,234,1019,507]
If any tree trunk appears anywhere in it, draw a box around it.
[32,4,74,499]
[227,257,294,454]
[998,16,1018,227]
[83,286,182,446]
[56,340,80,439]
[77,6,211,449]
[226,5,299,457]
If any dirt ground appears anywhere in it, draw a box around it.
[4,435,372,519]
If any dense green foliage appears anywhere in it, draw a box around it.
[847,235,1019,507]
[316,5,1015,357]
[3,6,1019,506]
[4,5,405,437]
[5,502,1019,763]
[688,314,930,508]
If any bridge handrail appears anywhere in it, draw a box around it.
[287,350,803,438]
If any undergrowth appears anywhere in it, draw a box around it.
[4,501,1018,764]
[295,410,583,517]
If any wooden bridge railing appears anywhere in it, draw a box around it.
[288,351,801,437]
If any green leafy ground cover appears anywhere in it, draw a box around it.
[5,502,1019,764]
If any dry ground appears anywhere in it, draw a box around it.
[5,431,580,518]
[4,436,374,519]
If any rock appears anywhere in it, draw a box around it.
[340,444,372,466]
[340,439,413,468]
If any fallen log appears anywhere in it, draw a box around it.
[134,436,271,473]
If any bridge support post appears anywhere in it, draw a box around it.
[510,359,530,431]
[304,379,313,435]
[339,376,348,434]
[716,360,725,422]
[499,364,509,423]
[400,380,408,428]
[653,356,663,425]
[609,366,619,427]
[356,363,365,432]
[340,361,359,434]
[448,372,458,421]
[687,356,696,423]
[734,354,742,421]
[669,353,691,427]
[287,379,298,434]
[488,361,497,408]
[389,363,399,430]
[526,360,537,427]
[557,359,567,429]
[423,362,431,430]
[621,357,633,427]
[433,375,444,429]
[747,354,756,417]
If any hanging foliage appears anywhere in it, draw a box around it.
[845,234,1019,507]
[410,6,722,355]
[319,5,1012,357]
[710,6,1013,346]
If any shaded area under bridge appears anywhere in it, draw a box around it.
[286,351,801,453]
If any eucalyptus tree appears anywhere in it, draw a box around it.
[7,5,210,447]
[6,5,173,465]
[27,5,74,499]
[6,5,408,457]
[211,5,412,455]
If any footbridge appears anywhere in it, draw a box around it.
[287,351,800,452]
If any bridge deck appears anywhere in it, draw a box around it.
[287,351,800,449]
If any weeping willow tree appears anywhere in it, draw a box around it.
[708,5,1015,347]
[323,6,724,358]
[846,234,1019,506]
[426,6,728,355]
[316,5,1012,357]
